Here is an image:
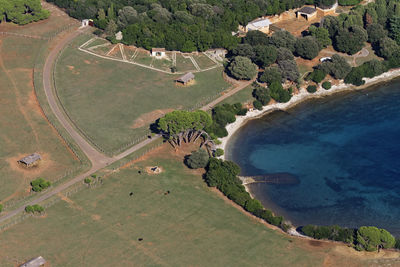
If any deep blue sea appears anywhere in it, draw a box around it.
[226,80,400,236]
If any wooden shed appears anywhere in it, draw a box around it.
[297,6,317,20]
[18,153,41,167]
[19,256,46,267]
[176,72,195,85]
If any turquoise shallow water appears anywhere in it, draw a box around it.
[226,80,400,236]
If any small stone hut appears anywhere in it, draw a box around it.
[151,48,166,58]
[19,256,46,267]
[18,153,41,167]
[176,72,195,85]
[297,6,317,20]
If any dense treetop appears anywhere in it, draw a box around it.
[1,0,50,25]
[47,0,316,51]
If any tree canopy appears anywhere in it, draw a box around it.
[157,110,212,138]
[1,0,50,25]
[228,56,258,80]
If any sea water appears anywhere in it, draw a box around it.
[226,80,400,236]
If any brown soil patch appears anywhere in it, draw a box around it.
[58,193,83,211]
[175,79,197,87]
[145,166,163,175]
[131,109,174,129]
[91,214,101,221]
[84,60,91,64]
[6,152,54,178]
[107,45,120,57]
[66,65,79,75]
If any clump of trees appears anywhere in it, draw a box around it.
[295,36,320,60]
[205,158,288,229]
[185,149,209,169]
[1,0,50,25]
[206,103,247,138]
[344,59,386,86]
[25,204,44,214]
[30,178,51,192]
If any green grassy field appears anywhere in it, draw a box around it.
[55,39,230,154]
[176,53,197,71]
[0,11,83,207]
[193,54,217,70]
[0,143,379,266]
[220,85,255,105]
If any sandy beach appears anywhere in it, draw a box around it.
[218,68,400,158]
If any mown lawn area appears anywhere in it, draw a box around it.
[55,40,230,154]
[0,143,377,266]
[220,85,255,106]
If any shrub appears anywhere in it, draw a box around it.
[93,29,103,36]
[258,67,282,85]
[185,149,209,169]
[84,178,92,184]
[244,199,264,214]
[214,148,224,157]
[253,100,263,110]
[31,178,51,192]
[25,205,34,213]
[0,204,3,213]
[322,81,331,90]
[301,225,355,244]
[306,85,317,93]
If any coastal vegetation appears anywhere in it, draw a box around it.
[302,224,396,252]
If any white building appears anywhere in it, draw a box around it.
[246,18,272,34]
[151,48,166,58]
[81,19,89,27]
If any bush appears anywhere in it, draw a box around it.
[84,178,92,184]
[25,205,34,213]
[322,81,331,90]
[258,67,282,85]
[185,149,209,169]
[93,29,103,36]
[214,148,224,157]
[0,204,3,213]
[253,100,263,110]
[306,85,317,93]
[31,178,51,192]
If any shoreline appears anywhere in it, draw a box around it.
[219,68,400,157]
[217,68,400,236]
